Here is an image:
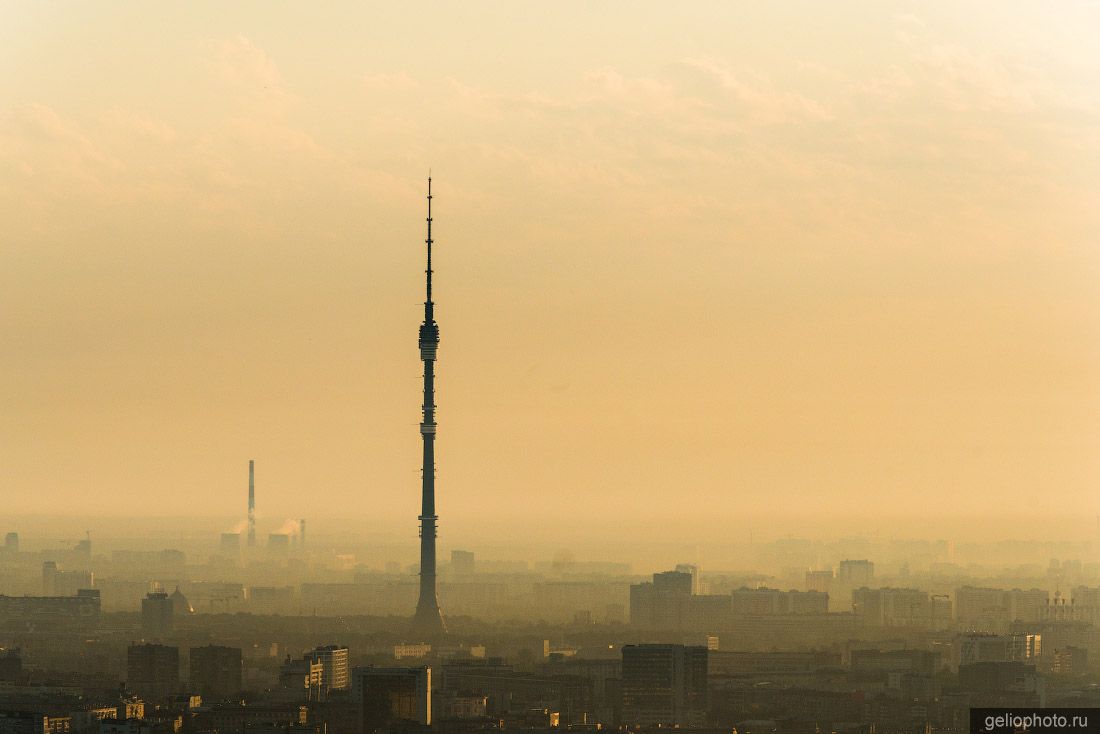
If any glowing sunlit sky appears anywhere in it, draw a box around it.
[2,2,1099,543]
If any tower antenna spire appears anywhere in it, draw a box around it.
[425,175,433,321]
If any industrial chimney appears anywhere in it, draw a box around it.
[247,460,256,547]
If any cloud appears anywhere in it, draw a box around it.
[667,58,834,123]
[203,34,290,112]
[363,72,419,91]
[101,108,178,144]
[1,102,121,194]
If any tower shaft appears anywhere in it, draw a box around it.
[412,177,446,636]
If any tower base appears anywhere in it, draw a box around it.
[411,599,447,637]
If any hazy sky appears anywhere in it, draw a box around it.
[2,2,1099,545]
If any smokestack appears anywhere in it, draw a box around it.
[247,460,256,547]
[299,519,305,550]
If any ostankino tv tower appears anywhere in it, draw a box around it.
[411,177,446,636]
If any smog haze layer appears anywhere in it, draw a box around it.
[2,2,1100,547]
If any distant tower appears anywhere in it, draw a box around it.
[247,460,256,547]
[299,519,306,550]
[412,177,446,636]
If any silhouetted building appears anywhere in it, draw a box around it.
[731,587,828,615]
[127,643,179,701]
[3,533,17,554]
[851,649,939,677]
[0,648,21,682]
[169,586,192,616]
[837,559,874,586]
[141,592,173,637]
[192,704,308,733]
[630,570,693,629]
[956,586,1047,631]
[0,711,51,734]
[852,587,940,627]
[248,586,295,614]
[654,569,693,596]
[99,720,152,734]
[959,661,1045,705]
[954,632,1041,668]
[685,594,732,629]
[805,569,833,593]
[42,560,93,596]
[621,644,707,727]
[354,666,432,734]
[1051,646,1087,675]
[0,589,100,629]
[190,645,243,701]
[280,654,324,700]
[41,560,56,594]
[675,563,702,594]
[708,650,840,676]
[451,550,475,576]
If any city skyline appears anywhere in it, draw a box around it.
[2,3,1100,542]
[4,4,1100,725]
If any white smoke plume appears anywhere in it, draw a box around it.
[276,518,300,536]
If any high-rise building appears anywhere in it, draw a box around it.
[806,569,833,593]
[955,586,1048,632]
[832,560,875,612]
[142,591,173,637]
[621,644,707,727]
[630,570,693,628]
[190,645,242,701]
[354,666,432,734]
[307,645,350,692]
[3,533,17,554]
[0,648,22,682]
[451,550,475,576]
[41,561,93,597]
[127,643,180,701]
[852,587,944,627]
[74,534,91,564]
[41,561,56,595]
[411,177,446,636]
[837,559,875,586]
[674,564,701,594]
[730,587,829,615]
[654,570,693,596]
[280,654,325,700]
